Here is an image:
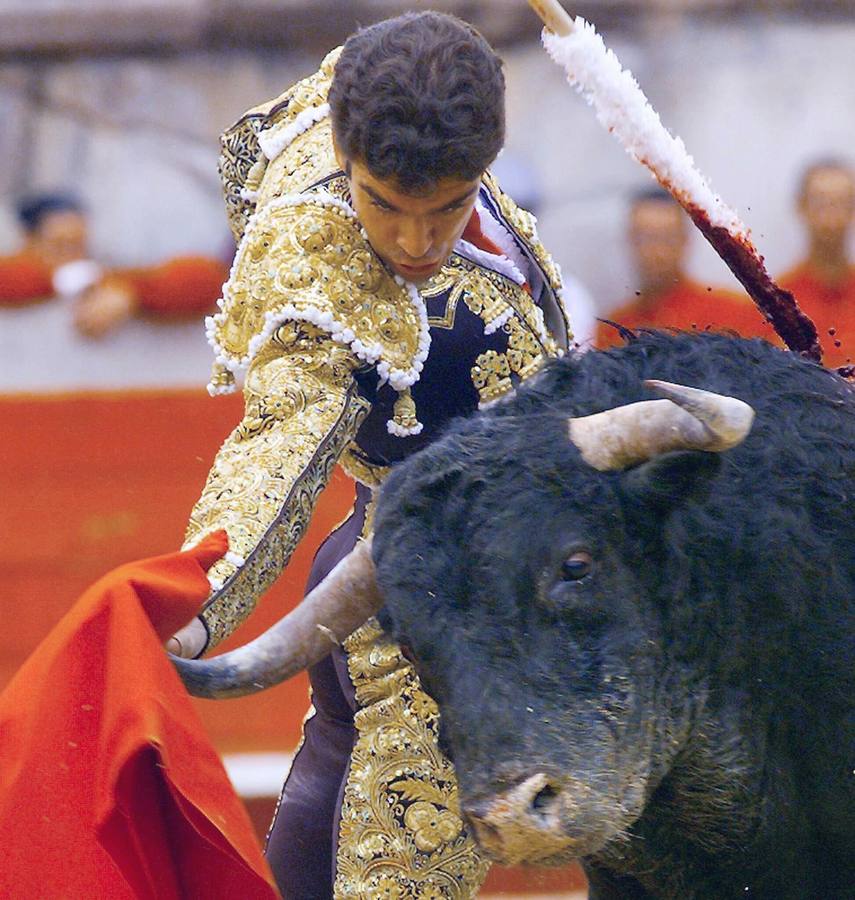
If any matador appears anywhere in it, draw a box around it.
[170,12,572,897]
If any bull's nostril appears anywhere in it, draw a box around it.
[531,783,559,815]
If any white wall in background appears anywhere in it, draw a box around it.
[1,15,854,321]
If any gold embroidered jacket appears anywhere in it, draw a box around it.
[185,48,572,650]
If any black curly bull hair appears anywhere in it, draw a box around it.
[373,331,853,893]
[377,329,854,729]
[328,11,505,193]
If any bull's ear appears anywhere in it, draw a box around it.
[621,450,721,509]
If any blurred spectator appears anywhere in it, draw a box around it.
[0,193,84,304]
[778,159,855,367]
[597,188,767,348]
[1,192,229,338]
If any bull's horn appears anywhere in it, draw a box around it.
[171,538,382,699]
[568,380,755,471]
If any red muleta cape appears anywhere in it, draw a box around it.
[0,531,279,900]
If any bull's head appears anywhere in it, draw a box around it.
[172,378,753,866]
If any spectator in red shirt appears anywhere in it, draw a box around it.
[778,158,855,368]
[597,188,768,348]
[0,194,85,305]
[1,192,229,338]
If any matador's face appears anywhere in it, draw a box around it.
[337,153,481,285]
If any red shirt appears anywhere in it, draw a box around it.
[0,252,54,306]
[778,263,855,367]
[597,278,772,349]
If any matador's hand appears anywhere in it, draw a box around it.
[166,617,208,659]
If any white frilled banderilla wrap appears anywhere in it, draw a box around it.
[172,381,754,698]
[527,0,822,363]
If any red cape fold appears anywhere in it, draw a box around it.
[0,531,280,899]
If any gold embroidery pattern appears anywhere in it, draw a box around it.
[183,322,369,648]
[470,317,549,407]
[219,47,342,242]
[258,119,339,206]
[481,171,573,344]
[213,198,423,379]
[472,350,513,406]
[505,315,549,382]
[422,255,554,354]
[335,617,489,899]
[219,113,267,244]
[419,256,556,406]
[339,446,390,489]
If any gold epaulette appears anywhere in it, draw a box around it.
[218,46,343,243]
[206,190,429,406]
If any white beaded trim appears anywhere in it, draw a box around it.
[387,419,424,438]
[475,196,532,279]
[207,380,236,398]
[483,307,515,336]
[205,193,433,426]
[258,103,331,163]
[455,237,526,288]
[379,278,431,390]
[531,303,550,349]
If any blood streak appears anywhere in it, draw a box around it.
[678,198,823,363]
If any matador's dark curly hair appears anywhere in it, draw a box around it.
[328,11,505,194]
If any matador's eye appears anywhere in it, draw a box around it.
[561,551,594,581]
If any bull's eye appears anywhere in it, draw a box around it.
[561,551,593,581]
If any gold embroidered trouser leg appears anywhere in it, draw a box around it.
[333,618,490,899]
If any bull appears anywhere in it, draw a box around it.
[176,331,854,899]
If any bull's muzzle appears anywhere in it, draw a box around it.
[462,773,588,866]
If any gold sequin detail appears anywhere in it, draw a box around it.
[472,350,513,406]
[335,618,489,898]
[505,316,549,381]
[219,46,342,242]
[183,322,369,649]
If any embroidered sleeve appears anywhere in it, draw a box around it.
[183,321,369,650]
